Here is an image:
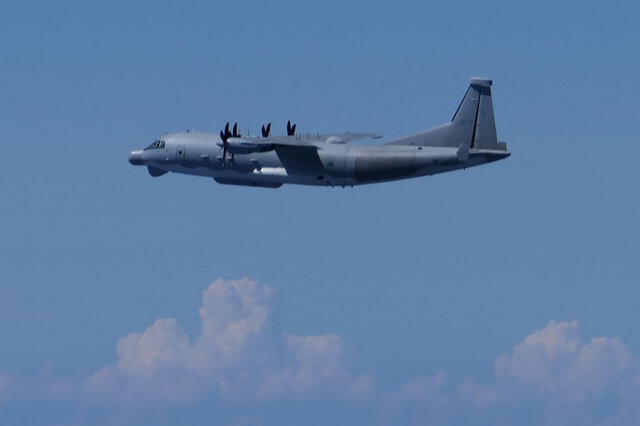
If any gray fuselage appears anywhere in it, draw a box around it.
[128,77,511,188]
[130,132,508,188]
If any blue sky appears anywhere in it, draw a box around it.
[1,0,639,424]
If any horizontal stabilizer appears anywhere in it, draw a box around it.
[457,143,470,162]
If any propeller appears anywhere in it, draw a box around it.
[261,122,272,138]
[219,121,240,164]
[287,120,297,136]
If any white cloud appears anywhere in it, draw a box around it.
[397,372,447,403]
[4,281,640,426]
[85,278,371,402]
[493,320,638,403]
[259,334,373,399]
[409,320,640,426]
[70,290,640,426]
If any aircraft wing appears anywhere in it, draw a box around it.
[274,145,325,174]
[232,136,319,149]
[317,132,382,142]
[241,132,382,146]
[231,137,326,173]
[257,136,319,147]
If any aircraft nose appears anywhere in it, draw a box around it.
[128,150,144,165]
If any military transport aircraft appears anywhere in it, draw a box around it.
[128,77,510,188]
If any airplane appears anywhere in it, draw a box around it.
[128,77,510,188]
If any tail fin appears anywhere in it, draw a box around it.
[387,77,506,151]
[451,77,500,150]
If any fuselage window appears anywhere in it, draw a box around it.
[145,140,166,150]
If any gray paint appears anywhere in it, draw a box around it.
[128,78,510,188]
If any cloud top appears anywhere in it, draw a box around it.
[494,320,637,403]
[85,278,372,402]
[3,279,639,426]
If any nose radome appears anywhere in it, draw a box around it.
[128,150,144,165]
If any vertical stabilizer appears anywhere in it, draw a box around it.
[385,77,506,151]
[451,77,499,150]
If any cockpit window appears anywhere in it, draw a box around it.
[145,140,166,150]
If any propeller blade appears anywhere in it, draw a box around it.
[286,121,296,136]
[261,125,266,137]
[220,124,231,165]
[232,122,239,137]
[266,122,271,136]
